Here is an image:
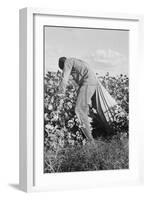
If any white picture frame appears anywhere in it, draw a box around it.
[19,7,144,192]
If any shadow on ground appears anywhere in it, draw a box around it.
[8,183,20,191]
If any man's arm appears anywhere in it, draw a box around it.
[59,58,73,94]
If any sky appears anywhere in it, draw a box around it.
[44,26,129,76]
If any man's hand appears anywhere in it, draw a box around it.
[57,84,65,109]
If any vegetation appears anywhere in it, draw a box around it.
[44,71,129,173]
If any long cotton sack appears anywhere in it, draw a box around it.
[96,79,117,123]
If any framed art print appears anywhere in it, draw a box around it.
[19,8,144,192]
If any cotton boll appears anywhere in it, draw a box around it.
[48,104,53,111]
[45,124,54,130]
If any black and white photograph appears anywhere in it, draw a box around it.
[44,26,129,173]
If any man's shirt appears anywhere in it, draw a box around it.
[60,57,97,93]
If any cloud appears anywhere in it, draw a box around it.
[88,49,127,68]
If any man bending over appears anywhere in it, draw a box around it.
[58,57,97,144]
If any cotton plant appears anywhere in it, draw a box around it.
[44,71,129,152]
[44,71,84,151]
